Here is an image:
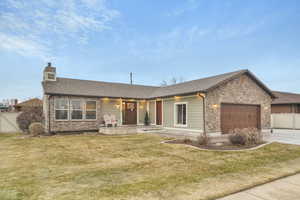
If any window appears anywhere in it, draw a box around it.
[70,100,83,120]
[55,99,69,120]
[175,103,187,126]
[86,101,97,120]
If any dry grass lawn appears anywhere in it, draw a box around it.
[1,133,300,200]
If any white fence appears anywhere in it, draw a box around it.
[271,114,300,129]
[0,112,21,133]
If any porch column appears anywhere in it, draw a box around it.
[120,99,123,125]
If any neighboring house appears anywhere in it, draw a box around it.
[271,91,300,130]
[42,63,275,135]
[14,98,43,112]
[271,91,300,113]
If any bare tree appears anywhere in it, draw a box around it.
[160,80,168,86]
[179,76,184,83]
[170,77,177,85]
[160,77,184,86]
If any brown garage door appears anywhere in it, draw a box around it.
[221,103,261,134]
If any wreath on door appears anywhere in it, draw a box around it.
[127,103,135,111]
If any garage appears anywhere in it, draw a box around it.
[221,103,261,134]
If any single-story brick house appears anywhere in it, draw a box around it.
[42,63,275,135]
[271,91,300,113]
[14,98,43,112]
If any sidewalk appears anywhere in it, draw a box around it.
[218,173,300,200]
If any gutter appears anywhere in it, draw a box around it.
[48,95,51,134]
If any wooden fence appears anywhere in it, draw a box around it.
[271,113,300,129]
[0,112,21,133]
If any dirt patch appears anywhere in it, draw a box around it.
[165,139,266,151]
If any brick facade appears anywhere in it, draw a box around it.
[205,74,272,133]
[45,96,102,133]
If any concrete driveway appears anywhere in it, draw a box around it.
[218,173,300,200]
[264,129,300,145]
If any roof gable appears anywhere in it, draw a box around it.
[205,70,276,98]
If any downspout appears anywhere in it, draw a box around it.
[48,95,51,134]
[199,93,206,136]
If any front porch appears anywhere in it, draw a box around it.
[99,125,164,135]
[98,125,233,145]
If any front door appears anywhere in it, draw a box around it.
[124,102,137,125]
[156,101,162,125]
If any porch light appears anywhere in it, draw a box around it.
[139,105,144,109]
[198,93,206,98]
[115,104,120,109]
[174,96,181,100]
[212,104,219,109]
[102,97,109,101]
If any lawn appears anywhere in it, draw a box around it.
[1,133,300,200]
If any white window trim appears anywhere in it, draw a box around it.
[174,102,188,127]
[54,98,69,121]
[70,99,84,121]
[137,101,139,124]
[85,100,97,121]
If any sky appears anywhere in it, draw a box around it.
[0,0,300,101]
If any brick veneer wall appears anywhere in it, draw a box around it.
[205,74,272,133]
[45,96,102,133]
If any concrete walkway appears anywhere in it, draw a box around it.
[218,173,300,200]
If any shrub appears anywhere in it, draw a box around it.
[183,137,191,144]
[246,128,263,145]
[229,131,247,145]
[197,134,210,145]
[144,111,150,126]
[29,122,44,136]
[229,128,263,146]
[17,107,44,133]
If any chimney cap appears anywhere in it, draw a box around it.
[44,62,56,72]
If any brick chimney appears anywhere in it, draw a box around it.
[43,62,56,81]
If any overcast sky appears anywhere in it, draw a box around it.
[0,0,300,101]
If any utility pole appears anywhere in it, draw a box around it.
[130,72,133,85]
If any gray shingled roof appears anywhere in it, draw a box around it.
[149,70,246,98]
[43,69,275,99]
[272,91,300,104]
[43,78,158,99]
